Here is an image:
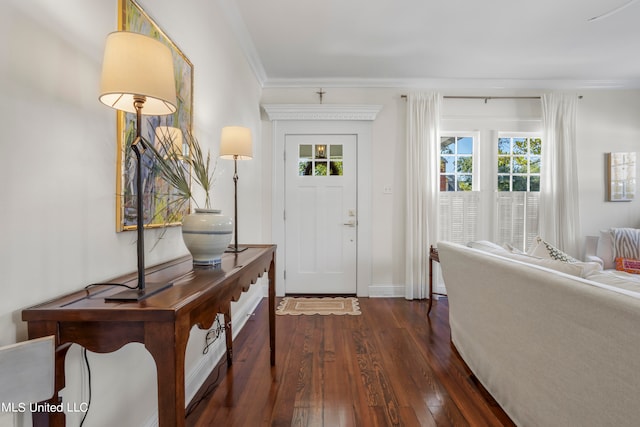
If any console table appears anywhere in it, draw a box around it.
[428,245,441,315]
[22,244,276,427]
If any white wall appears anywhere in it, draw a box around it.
[578,90,640,236]
[261,88,640,292]
[261,88,407,292]
[1,1,264,426]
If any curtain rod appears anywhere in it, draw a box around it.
[401,95,583,102]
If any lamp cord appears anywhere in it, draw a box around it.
[79,348,92,427]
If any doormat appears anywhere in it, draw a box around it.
[276,297,361,316]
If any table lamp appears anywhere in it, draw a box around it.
[219,126,253,253]
[99,31,177,301]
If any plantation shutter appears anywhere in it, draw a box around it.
[439,192,480,244]
[495,192,540,251]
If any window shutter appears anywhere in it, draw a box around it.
[439,192,480,244]
[495,192,540,251]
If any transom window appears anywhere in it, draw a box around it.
[497,137,541,191]
[298,144,343,176]
[440,136,474,191]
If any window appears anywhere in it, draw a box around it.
[497,137,541,192]
[439,135,479,244]
[437,132,542,251]
[440,136,474,191]
[298,144,343,176]
[495,135,542,250]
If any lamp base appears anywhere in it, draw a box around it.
[225,245,248,253]
[105,281,173,302]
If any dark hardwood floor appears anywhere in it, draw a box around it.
[186,297,515,427]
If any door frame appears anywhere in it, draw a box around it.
[263,104,382,297]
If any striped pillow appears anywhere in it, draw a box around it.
[612,228,640,260]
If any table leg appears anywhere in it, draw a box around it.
[145,320,188,427]
[428,250,434,315]
[28,322,69,427]
[268,255,276,366]
[224,307,233,366]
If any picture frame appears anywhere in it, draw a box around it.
[606,152,636,202]
[115,0,194,231]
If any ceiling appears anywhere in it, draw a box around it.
[221,0,640,89]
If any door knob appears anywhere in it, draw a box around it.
[343,220,356,227]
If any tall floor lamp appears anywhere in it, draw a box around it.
[99,31,177,301]
[219,126,253,253]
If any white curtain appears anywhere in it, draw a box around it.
[405,92,441,300]
[540,92,581,256]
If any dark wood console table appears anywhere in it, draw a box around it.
[22,244,276,427]
[428,245,440,315]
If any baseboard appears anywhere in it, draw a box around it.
[368,284,405,298]
[141,281,266,427]
[368,283,448,299]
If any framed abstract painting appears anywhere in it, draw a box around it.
[115,0,194,231]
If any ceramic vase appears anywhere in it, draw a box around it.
[181,209,233,266]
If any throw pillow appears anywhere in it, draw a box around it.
[611,228,640,260]
[528,236,579,263]
[615,257,640,274]
[596,229,615,270]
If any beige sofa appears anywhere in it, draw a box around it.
[438,240,640,427]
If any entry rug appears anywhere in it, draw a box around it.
[276,297,361,316]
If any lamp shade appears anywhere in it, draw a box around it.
[155,126,185,157]
[219,126,253,160]
[99,31,177,115]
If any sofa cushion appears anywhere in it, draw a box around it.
[616,257,640,274]
[596,229,615,270]
[469,239,601,277]
[585,269,640,293]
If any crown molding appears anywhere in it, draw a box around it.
[262,77,640,90]
[262,104,383,121]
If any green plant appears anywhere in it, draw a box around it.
[149,127,216,212]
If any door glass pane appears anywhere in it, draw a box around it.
[315,162,327,176]
[299,145,312,159]
[299,161,312,176]
[330,161,343,176]
[315,145,327,159]
[330,145,343,158]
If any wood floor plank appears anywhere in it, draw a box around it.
[186,297,515,427]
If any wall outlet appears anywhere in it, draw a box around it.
[383,186,392,194]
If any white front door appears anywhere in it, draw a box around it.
[285,134,357,294]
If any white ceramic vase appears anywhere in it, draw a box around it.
[181,209,233,265]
